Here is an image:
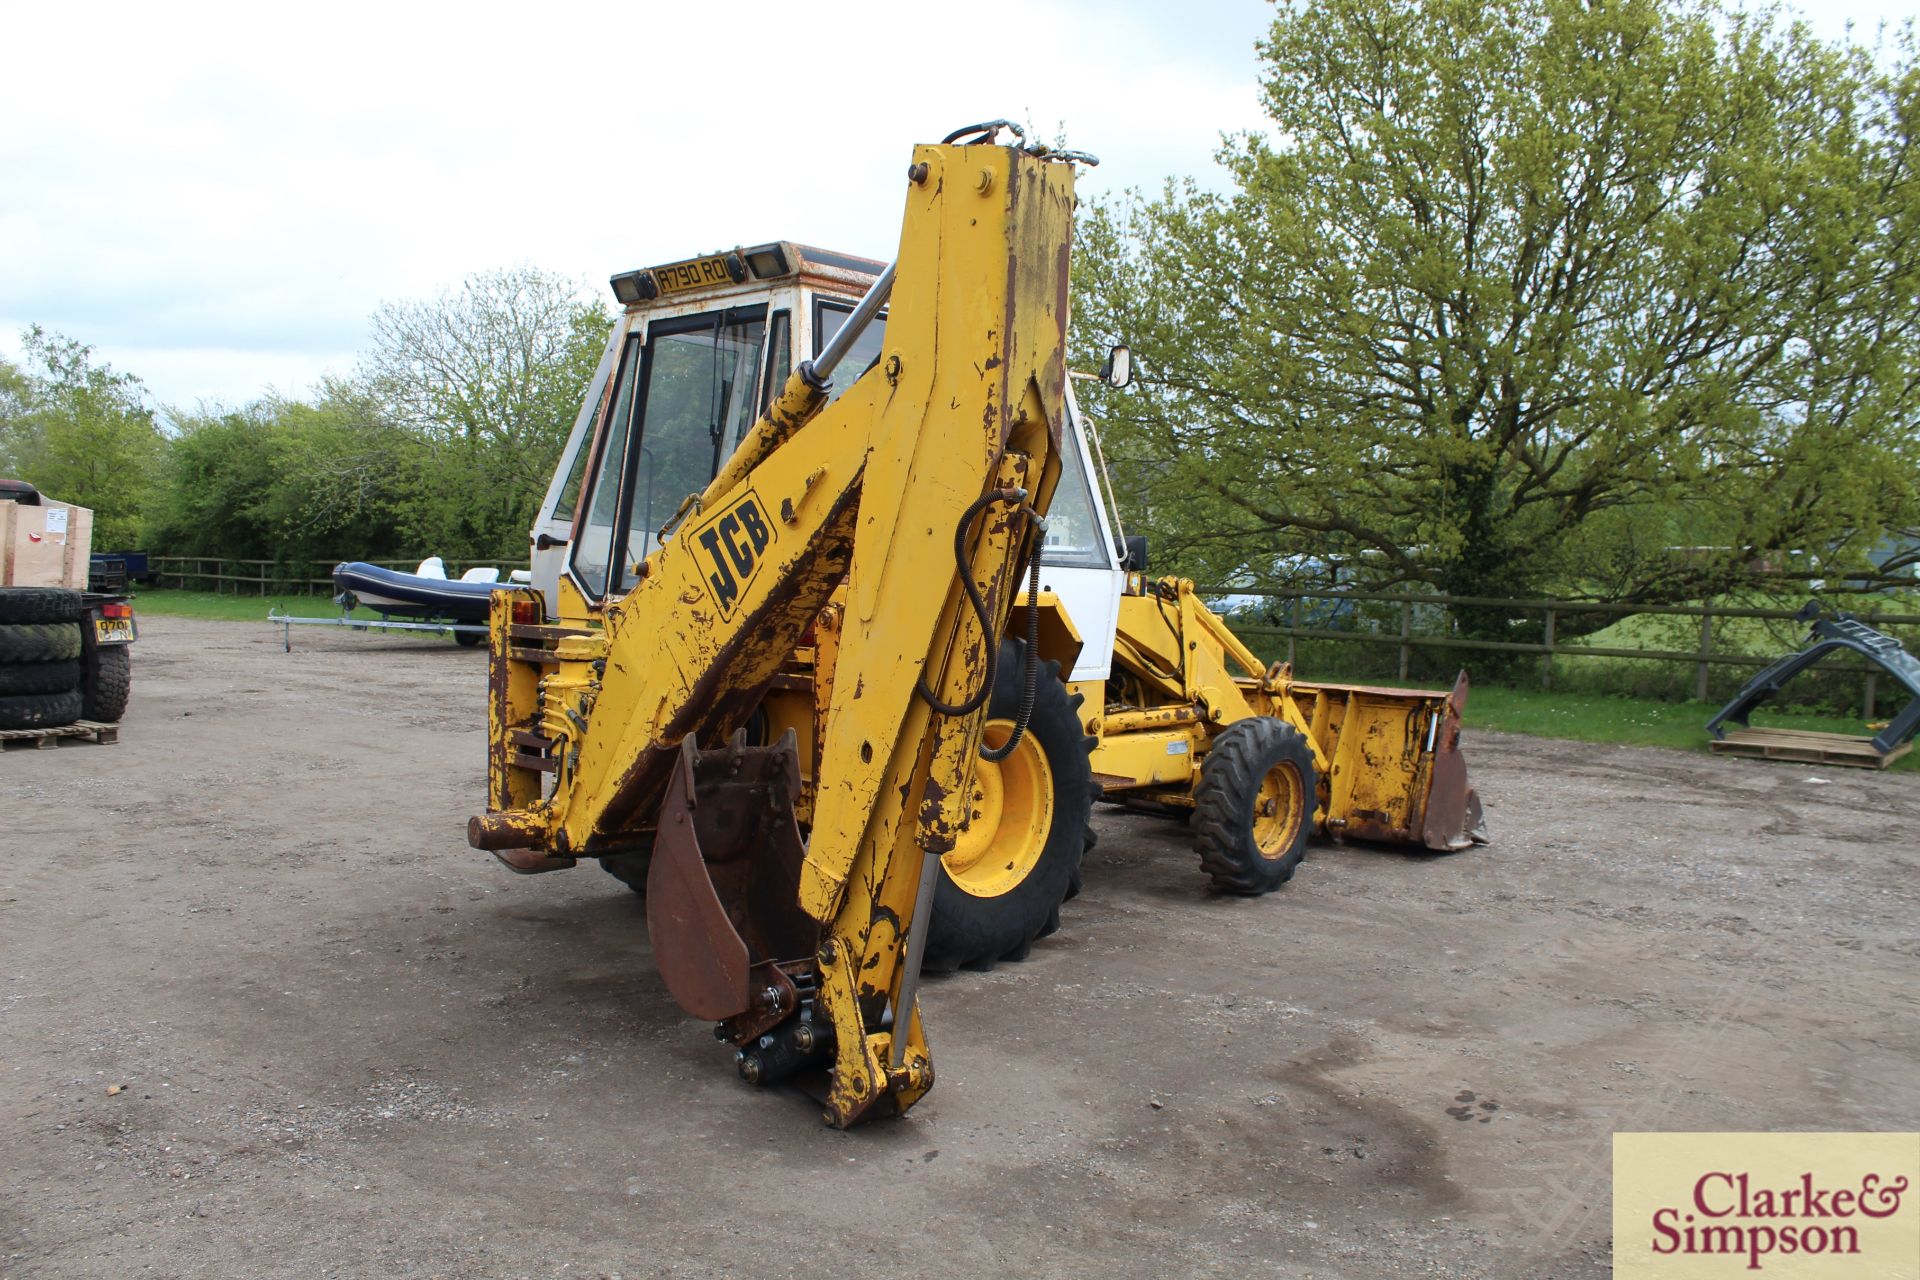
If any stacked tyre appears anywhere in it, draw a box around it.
[0,588,87,731]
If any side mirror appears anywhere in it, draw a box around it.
[1100,343,1132,389]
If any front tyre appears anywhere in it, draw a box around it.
[1191,716,1316,895]
[922,641,1095,973]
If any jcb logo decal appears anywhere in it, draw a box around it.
[692,491,775,620]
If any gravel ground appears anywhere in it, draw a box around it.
[2,616,1916,1279]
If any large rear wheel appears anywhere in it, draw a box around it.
[922,641,1094,973]
[1191,716,1316,895]
[601,844,652,894]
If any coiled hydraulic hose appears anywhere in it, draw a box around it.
[915,487,1046,762]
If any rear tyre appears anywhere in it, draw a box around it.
[601,848,651,895]
[454,629,485,648]
[0,689,83,731]
[0,659,81,696]
[81,646,131,722]
[0,588,84,625]
[0,622,83,664]
[1192,716,1316,895]
[922,641,1095,974]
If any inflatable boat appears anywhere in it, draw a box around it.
[331,557,501,624]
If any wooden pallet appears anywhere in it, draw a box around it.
[1709,726,1910,770]
[0,719,120,751]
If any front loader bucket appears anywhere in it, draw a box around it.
[646,730,816,1023]
[1286,670,1488,852]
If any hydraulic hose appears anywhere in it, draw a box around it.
[915,487,1047,762]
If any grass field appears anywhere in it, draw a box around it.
[133,588,383,623]
[125,588,1916,771]
[1453,681,1918,772]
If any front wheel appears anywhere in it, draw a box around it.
[921,641,1094,973]
[1191,716,1317,895]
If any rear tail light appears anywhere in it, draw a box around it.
[102,603,132,618]
[511,599,541,626]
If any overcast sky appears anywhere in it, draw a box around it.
[2,0,1913,414]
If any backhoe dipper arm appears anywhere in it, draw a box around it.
[469,139,1077,1125]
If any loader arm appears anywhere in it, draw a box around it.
[469,138,1077,1125]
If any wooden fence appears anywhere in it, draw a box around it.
[140,556,1917,710]
[1209,586,1920,712]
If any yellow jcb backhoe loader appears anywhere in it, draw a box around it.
[469,123,1485,1124]
[470,124,1084,1125]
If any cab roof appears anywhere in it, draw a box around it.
[609,241,882,308]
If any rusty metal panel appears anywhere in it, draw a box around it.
[645,733,815,1022]
[1420,673,1487,851]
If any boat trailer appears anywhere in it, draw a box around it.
[267,606,487,652]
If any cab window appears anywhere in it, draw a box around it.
[1039,428,1112,569]
[755,309,792,424]
[570,337,641,598]
[813,299,887,402]
[621,307,768,590]
[550,429,593,524]
[568,306,770,600]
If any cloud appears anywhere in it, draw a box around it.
[9,0,1910,411]
[1,0,1277,407]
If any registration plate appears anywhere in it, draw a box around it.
[652,254,738,296]
[94,616,135,644]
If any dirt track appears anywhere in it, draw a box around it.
[3,616,1916,1279]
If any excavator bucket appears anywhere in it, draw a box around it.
[646,730,817,1029]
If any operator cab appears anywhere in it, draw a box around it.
[528,241,1126,680]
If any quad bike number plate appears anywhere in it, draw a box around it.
[94,617,135,645]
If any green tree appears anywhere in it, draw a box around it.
[0,327,165,546]
[364,266,608,553]
[145,380,430,569]
[1073,0,1920,633]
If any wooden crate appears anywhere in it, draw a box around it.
[2,498,94,588]
[1709,726,1911,770]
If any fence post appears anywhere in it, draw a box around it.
[1397,599,1411,681]
[1541,608,1556,692]
[1696,602,1713,702]
[1864,672,1877,721]
[1288,597,1300,668]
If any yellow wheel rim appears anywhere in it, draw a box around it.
[1251,760,1306,860]
[943,718,1055,899]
